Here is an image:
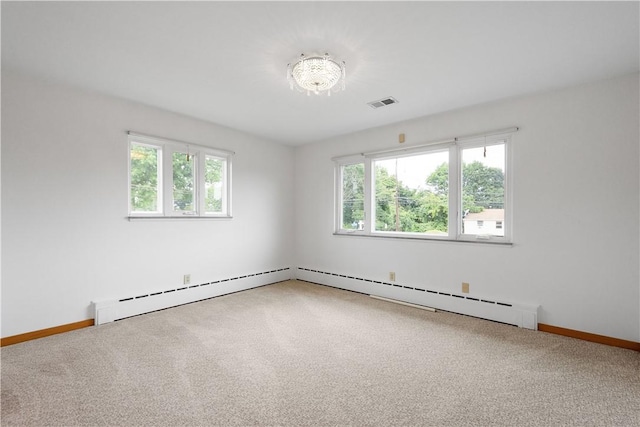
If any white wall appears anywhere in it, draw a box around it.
[294,73,640,342]
[1,71,295,338]
[3,71,639,343]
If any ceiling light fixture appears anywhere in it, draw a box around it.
[287,53,346,96]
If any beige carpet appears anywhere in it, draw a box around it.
[2,280,639,426]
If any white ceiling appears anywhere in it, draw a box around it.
[2,1,638,146]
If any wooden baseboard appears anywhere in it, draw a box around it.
[3,318,637,351]
[1,319,94,347]
[538,323,640,352]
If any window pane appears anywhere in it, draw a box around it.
[205,156,225,214]
[461,143,505,236]
[173,151,196,213]
[374,151,449,234]
[341,163,365,230]
[130,144,161,213]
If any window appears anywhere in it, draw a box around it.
[205,155,227,214]
[172,150,196,214]
[340,162,365,230]
[335,131,512,242]
[128,133,232,218]
[130,143,162,214]
[374,150,449,235]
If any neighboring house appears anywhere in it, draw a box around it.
[463,209,504,236]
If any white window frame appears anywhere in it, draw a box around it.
[455,134,511,242]
[128,132,233,219]
[169,147,198,215]
[129,141,163,215]
[334,155,369,234]
[369,143,455,240]
[334,130,514,244]
[203,154,229,216]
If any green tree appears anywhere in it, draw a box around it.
[375,167,448,234]
[462,161,504,210]
[375,166,400,230]
[343,160,502,235]
[426,161,504,215]
[205,157,223,212]
[130,145,159,212]
[425,163,448,196]
[342,163,365,229]
[172,152,195,211]
[414,191,448,233]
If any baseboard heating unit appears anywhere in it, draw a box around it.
[92,268,291,325]
[296,267,539,330]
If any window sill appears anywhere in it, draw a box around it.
[333,231,512,246]
[127,215,233,221]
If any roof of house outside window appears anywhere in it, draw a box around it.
[463,209,504,221]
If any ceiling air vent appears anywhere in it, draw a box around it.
[368,97,398,109]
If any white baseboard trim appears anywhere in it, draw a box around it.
[296,267,539,330]
[92,268,291,325]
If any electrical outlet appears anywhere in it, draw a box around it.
[389,272,396,281]
[462,282,469,293]
[183,274,191,285]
